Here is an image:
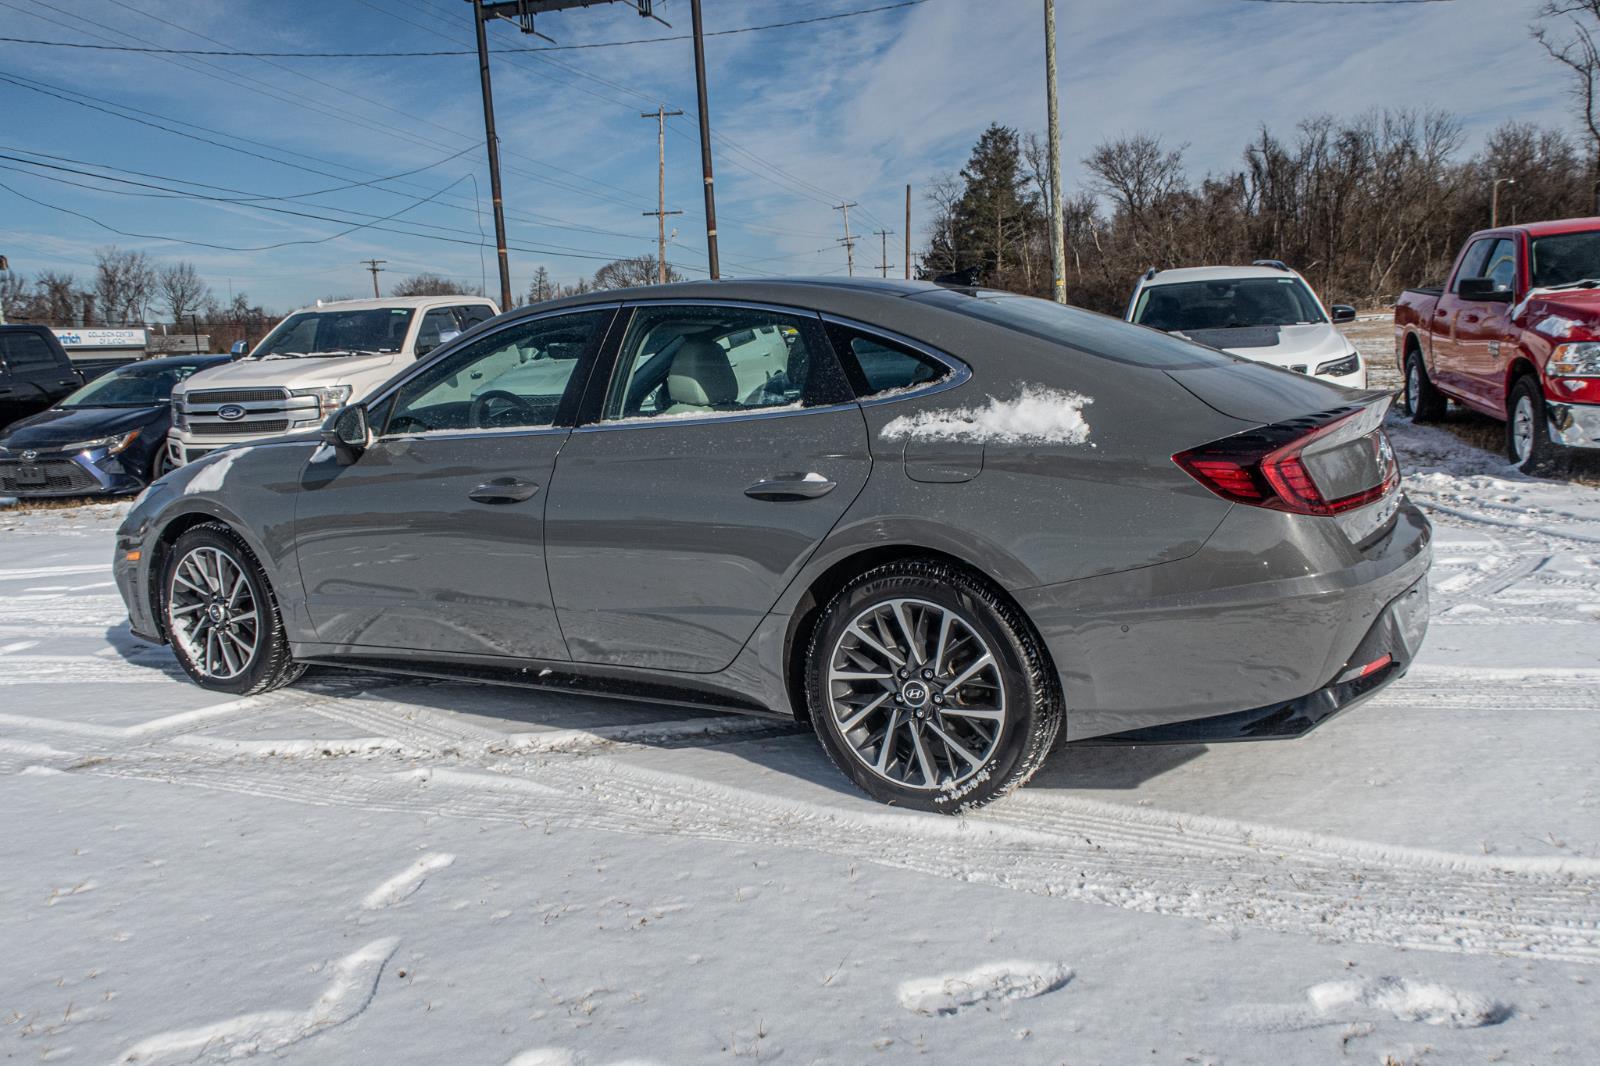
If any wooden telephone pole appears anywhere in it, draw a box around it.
[1044,0,1066,303]
[641,106,685,283]
[874,229,894,278]
[834,202,858,277]
[361,258,386,299]
[904,184,911,279]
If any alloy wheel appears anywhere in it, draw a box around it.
[166,545,261,681]
[1511,394,1534,464]
[826,598,1006,791]
[1407,364,1420,413]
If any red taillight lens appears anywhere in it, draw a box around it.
[1173,409,1400,517]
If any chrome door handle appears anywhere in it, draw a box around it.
[468,477,541,504]
[744,473,837,501]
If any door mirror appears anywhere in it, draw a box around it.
[1457,277,1513,303]
[229,340,249,358]
[1330,304,1357,323]
[320,404,370,465]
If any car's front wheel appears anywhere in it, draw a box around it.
[805,560,1062,812]
[1508,376,1562,475]
[162,523,304,695]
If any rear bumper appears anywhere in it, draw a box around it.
[1546,400,1600,450]
[1017,496,1432,742]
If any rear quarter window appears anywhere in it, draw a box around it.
[912,289,1242,369]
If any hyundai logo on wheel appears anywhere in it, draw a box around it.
[217,404,247,421]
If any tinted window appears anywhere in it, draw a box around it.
[385,310,609,434]
[603,306,839,421]
[1452,239,1496,293]
[456,304,495,328]
[1530,230,1600,288]
[1132,277,1326,331]
[1482,238,1517,293]
[416,308,460,354]
[826,324,948,398]
[913,288,1238,369]
[61,361,205,407]
[1,332,61,371]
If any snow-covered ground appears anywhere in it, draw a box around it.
[4,415,1599,1064]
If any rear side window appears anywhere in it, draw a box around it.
[913,288,1238,369]
[456,304,495,329]
[0,332,61,371]
[826,324,949,398]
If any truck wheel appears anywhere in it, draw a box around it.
[1404,352,1446,422]
[1507,377,1562,476]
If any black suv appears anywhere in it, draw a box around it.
[0,325,83,430]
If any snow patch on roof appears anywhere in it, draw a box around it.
[880,386,1093,446]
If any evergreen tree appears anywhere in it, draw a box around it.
[927,124,1042,289]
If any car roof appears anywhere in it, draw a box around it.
[284,295,496,315]
[527,276,950,315]
[1141,265,1305,287]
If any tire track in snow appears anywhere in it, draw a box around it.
[360,852,454,909]
[75,747,1600,965]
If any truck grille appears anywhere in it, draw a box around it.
[187,388,290,404]
[182,386,317,440]
[0,459,100,494]
[198,419,290,435]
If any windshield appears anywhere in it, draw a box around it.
[60,361,210,408]
[1132,277,1327,331]
[1529,230,1600,289]
[254,308,415,357]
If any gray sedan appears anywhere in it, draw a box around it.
[113,279,1430,811]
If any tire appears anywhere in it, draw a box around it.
[804,559,1062,813]
[160,522,305,695]
[148,447,171,483]
[1507,376,1562,476]
[1404,350,1446,422]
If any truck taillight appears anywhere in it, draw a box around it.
[1173,409,1399,517]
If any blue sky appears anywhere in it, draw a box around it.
[0,0,1575,312]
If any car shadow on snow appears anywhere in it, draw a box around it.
[1029,742,1207,791]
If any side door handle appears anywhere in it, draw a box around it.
[468,477,541,504]
[744,473,837,501]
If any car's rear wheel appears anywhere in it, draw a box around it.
[162,523,304,695]
[1404,351,1446,422]
[805,560,1062,812]
[148,448,171,483]
[1508,376,1561,475]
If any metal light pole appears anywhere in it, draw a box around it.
[1044,0,1066,303]
[689,0,720,279]
[471,0,514,310]
[1491,177,1516,229]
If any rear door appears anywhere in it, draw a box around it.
[292,307,615,659]
[544,301,870,672]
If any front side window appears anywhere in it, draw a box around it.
[603,306,840,421]
[384,309,610,435]
[254,308,415,358]
[826,324,949,399]
[1130,277,1326,332]
[0,332,60,371]
[1452,239,1496,293]
[1482,238,1517,293]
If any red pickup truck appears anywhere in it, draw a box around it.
[1395,217,1600,472]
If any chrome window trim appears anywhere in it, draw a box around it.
[576,299,837,433]
[365,303,622,442]
[818,313,973,407]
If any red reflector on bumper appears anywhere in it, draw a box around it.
[1358,653,1393,678]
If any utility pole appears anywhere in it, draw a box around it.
[1044,0,1066,304]
[689,0,721,279]
[1491,176,1516,228]
[874,229,894,278]
[469,0,514,311]
[641,106,685,283]
[904,185,912,279]
[361,258,386,299]
[834,202,858,277]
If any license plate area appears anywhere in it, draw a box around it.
[16,464,47,487]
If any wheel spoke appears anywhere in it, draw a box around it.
[170,601,205,617]
[931,611,953,676]
[890,601,922,664]
[217,634,240,676]
[940,705,1004,722]
[908,722,938,787]
[831,669,893,683]
[942,652,995,696]
[837,691,891,732]
[845,624,904,669]
[874,709,902,773]
[925,721,984,769]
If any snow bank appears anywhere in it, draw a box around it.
[880,386,1093,446]
[360,852,455,909]
[897,960,1072,1016]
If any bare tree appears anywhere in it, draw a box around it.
[0,270,30,322]
[391,273,483,297]
[94,247,156,325]
[526,266,556,305]
[590,256,680,290]
[35,271,83,324]
[1534,1,1600,161]
[158,262,211,324]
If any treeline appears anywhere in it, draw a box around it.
[922,113,1597,314]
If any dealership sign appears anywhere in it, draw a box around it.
[51,328,147,350]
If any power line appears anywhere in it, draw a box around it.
[0,2,936,56]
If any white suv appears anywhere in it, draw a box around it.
[1125,263,1367,388]
[168,295,498,466]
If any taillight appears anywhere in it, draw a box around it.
[1173,408,1399,517]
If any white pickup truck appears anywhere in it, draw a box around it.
[167,295,498,467]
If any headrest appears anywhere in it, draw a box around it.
[666,338,737,407]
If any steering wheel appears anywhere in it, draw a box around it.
[469,389,536,428]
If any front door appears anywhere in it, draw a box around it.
[1454,237,1517,412]
[1431,237,1496,399]
[545,302,871,673]
[292,307,615,658]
